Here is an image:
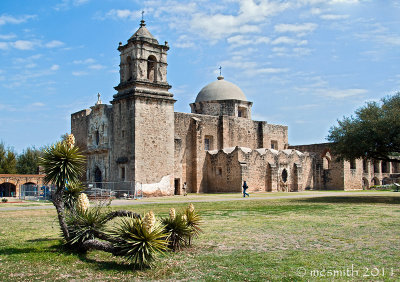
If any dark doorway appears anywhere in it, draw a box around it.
[174,178,180,195]
[281,169,288,183]
[0,182,16,197]
[94,167,102,188]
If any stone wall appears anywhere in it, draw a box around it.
[0,174,46,197]
[133,96,175,196]
[206,147,313,193]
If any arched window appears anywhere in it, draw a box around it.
[0,182,16,197]
[281,169,288,183]
[126,56,132,81]
[147,55,157,82]
[94,167,102,188]
[322,150,331,170]
[95,130,100,145]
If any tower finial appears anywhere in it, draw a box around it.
[140,10,145,27]
[217,66,224,80]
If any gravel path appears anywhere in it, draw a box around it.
[0,191,396,211]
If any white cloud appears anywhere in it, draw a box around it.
[274,23,317,35]
[329,0,359,4]
[13,40,36,50]
[73,58,96,64]
[31,102,45,107]
[45,40,64,48]
[174,35,195,49]
[188,0,292,40]
[0,14,36,25]
[320,88,367,99]
[50,64,60,71]
[105,9,139,20]
[0,42,9,50]
[54,0,90,11]
[271,36,307,45]
[88,64,105,70]
[227,35,270,47]
[0,34,16,40]
[320,14,349,20]
[72,71,88,76]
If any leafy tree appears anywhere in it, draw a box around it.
[16,147,42,174]
[0,143,17,174]
[327,92,400,162]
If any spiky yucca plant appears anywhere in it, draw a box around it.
[184,203,202,245]
[39,136,85,240]
[161,211,191,251]
[63,182,86,211]
[112,214,168,269]
[66,205,109,248]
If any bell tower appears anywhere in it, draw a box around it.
[111,19,175,196]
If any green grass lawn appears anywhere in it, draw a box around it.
[1,193,400,281]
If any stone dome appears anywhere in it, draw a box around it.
[195,76,247,103]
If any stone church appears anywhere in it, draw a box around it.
[71,20,399,196]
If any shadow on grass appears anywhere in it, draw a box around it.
[27,237,56,243]
[77,253,134,272]
[1,240,134,272]
[295,196,400,205]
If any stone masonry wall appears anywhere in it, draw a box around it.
[134,97,175,196]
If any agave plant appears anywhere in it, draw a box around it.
[112,212,169,269]
[161,209,191,251]
[66,205,109,249]
[184,203,202,245]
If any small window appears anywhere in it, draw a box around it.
[373,161,379,173]
[122,130,125,138]
[95,130,100,145]
[271,140,278,150]
[363,159,368,173]
[216,167,222,176]
[382,161,389,173]
[127,56,132,81]
[147,55,157,82]
[120,167,125,181]
[238,106,247,118]
[204,135,213,151]
[350,159,356,170]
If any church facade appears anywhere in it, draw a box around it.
[71,21,399,196]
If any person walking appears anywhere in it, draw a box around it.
[243,181,249,197]
[182,182,187,196]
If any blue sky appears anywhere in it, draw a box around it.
[1,0,399,153]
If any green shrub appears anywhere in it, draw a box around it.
[66,205,110,249]
[1,198,8,203]
[111,212,169,269]
[161,208,191,251]
[184,203,202,245]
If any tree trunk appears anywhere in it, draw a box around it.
[82,239,116,254]
[52,188,70,241]
[105,210,140,222]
